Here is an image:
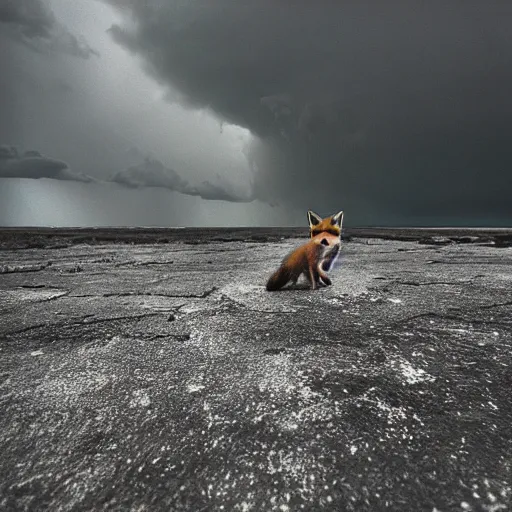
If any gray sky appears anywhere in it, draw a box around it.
[1,0,512,227]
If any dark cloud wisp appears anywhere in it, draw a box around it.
[104,0,512,225]
[0,0,98,59]
[0,145,94,182]
[111,157,254,203]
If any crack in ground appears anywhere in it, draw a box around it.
[375,275,486,293]
[475,300,512,310]
[79,312,162,326]
[134,261,175,266]
[103,286,218,299]
[0,323,48,337]
[426,260,511,265]
[70,287,218,300]
[38,290,70,302]
[0,289,69,313]
[376,274,485,287]
[395,279,479,287]
[115,260,175,267]
[2,312,163,338]
[218,293,298,314]
[133,332,191,342]
[114,261,137,267]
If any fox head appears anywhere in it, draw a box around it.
[310,231,339,247]
[307,210,344,238]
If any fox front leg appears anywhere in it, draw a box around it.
[318,272,332,286]
[310,267,328,290]
[307,267,318,290]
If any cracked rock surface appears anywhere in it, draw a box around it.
[0,228,511,512]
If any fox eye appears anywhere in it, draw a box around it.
[321,238,329,246]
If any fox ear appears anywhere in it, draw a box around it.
[307,210,322,228]
[331,211,344,227]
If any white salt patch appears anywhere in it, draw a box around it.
[129,390,151,407]
[445,328,471,334]
[374,398,408,423]
[387,298,402,304]
[257,354,295,395]
[35,372,110,406]
[187,383,205,393]
[181,304,204,314]
[30,350,44,356]
[399,360,435,384]
[350,446,358,455]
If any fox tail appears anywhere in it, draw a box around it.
[266,266,291,291]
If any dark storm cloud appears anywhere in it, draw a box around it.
[111,157,254,203]
[0,0,98,59]
[0,145,94,182]
[104,0,512,225]
[111,157,188,191]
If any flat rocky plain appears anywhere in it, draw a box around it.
[0,228,511,512]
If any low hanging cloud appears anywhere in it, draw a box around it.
[0,145,94,183]
[103,0,512,224]
[110,157,188,192]
[0,0,98,59]
[1,144,253,203]
[185,178,254,203]
[111,157,254,203]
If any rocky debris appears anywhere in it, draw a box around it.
[418,236,453,246]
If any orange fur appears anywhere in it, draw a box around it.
[266,232,340,291]
[266,210,344,291]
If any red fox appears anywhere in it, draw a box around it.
[266,232,341,291]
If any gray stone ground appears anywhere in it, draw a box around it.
[0,230,511,511]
